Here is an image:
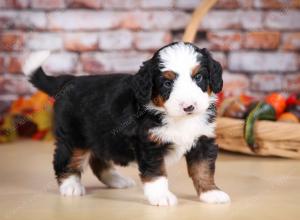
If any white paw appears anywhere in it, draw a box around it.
[147,190,178,206]
[144,176,177,206]
[199,190,231,204]
[60,175,86,196]
[101,169,136,189]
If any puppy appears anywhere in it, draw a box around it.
[23,42,230,206]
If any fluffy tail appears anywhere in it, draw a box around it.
[23,51,75,97]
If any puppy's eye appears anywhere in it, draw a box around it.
[163,80,173,88]
[194,74,203,83]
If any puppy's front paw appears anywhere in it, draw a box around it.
[144,176,177,206]
[60,175,86,196]
[199,190,230,204]
[147,191,178,206]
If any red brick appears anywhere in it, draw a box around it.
[175,0,252,9]
[64,33,98,51]
[17,12,47,30]
[48,11,122,30]
[0,77,4,94]
[265,11,300,30]
[201,11,241,30]
[66,0,102,8]
[0,33,24,51]
[282,33,300,50]
[229,52,298,72]
[211,52,227,69]
[241,11,263,29]
[99,30,133,50]
[120,14,140,30]
[0,56,5,73]
[140,0,173,8]
[103,0,139,9]
[207,31,242,51]
[251,74,283,92]
[121,11,189,30]
[31,0,65,9]
[215,0,239,9]
[26,33,63,50]
[174,0,198,9]
[43,53,78,74]
[0,75,35,96]
[7,55,23,74]
[0,0,29,8]
[243,32,280,50]
[134,31,172,50]
[0,12,15,29]
[81,54,105,74]
[81,52,150,74]
[215,0,252,9]
[283,73,300,92]
[0,78,4,94]
[240,0,254,8]
[0,95,18,107]
[254,0,300,9]
[223,72,250,96]
[194,40,211,51]
[0,97,15,113]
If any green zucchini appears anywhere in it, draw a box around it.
[244,102,276,152]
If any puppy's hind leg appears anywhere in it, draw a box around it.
[89,154,135,189]
[53,142,90,196]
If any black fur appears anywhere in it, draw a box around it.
[207,102,217,124]
[28,42,223,187]
[185,136,219,194]
[30,67,75,97]
[130,59,155,105]
[198,48,223,93]
[185,136,218,167]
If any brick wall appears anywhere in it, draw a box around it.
[0,0,300,105]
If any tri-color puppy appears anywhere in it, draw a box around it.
[23,42,230,206]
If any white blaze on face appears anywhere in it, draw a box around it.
[159,43,210,117]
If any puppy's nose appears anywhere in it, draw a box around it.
[183,105,195,113]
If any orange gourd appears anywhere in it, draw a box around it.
[265,93,286,118]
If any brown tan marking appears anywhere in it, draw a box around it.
[162,71,176,80]
[57,148,90,184]
[151,71,175,107]
[187,161,217,195]
[67,148,90,171]
[207,86,212,96]
[141,164,167,183]
[89,154,112,181]
[192,64,213,96]
[148,133,162,145]
[191,64,201,77]
[152,95,165,107]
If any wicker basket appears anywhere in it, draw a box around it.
[182,2,300,159]
[216,117,300,159]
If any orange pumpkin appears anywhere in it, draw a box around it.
[278,112,299,123]
[265,93,286,118]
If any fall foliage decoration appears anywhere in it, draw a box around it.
[0,91,54,143]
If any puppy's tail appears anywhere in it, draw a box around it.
[23,51,75,97]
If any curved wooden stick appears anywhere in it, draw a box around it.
[182,0,218,43]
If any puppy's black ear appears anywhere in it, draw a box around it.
[209,57,223,93]
[130,59,154,105]
[201,48,223,94]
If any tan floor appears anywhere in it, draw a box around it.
[0,140,299,220]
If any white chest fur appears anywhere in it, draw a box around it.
[149,113,216,165]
